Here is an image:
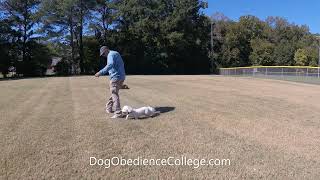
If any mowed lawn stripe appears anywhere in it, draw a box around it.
[1,77,76,179]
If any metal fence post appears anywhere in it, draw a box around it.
[306,67,309,78]
[266,67,268,76]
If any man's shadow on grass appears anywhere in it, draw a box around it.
[130,106,175,120]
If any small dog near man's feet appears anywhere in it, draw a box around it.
[121,105,160,120]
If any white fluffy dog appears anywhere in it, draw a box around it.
[122,105,160,120]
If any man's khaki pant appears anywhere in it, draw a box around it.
[106,80,124,115]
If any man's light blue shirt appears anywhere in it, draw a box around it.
[99,50,126,81]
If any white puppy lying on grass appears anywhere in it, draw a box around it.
[121,105,160,120]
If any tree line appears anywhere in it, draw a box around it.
[0,0,319,77]
[211,13,319,71]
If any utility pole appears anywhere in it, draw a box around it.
[318,45,320,78]
[210,20,214,74]
[318,38,320,78]
[200,0,213,73]
[317,36,320,78]
[211,22,213,54]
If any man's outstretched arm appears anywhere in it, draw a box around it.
[95,56,114,77]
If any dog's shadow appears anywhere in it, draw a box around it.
[133,106,175,120]
[155,106,175,114]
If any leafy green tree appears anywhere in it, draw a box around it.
[73,0,96,74]
[83,36,100,74]
[90,0,115,44]
[220,15,267,67]
[1,0,40,69]
[0,19,15,77]
[273,42,296,65]
[40,0,95,74]
[40,0,79,73]
[294,48,318,66]
[250,38,275,65]
[294,49,308,66]
[114,0,210,74]
[214,15,318,69]
[305,47,318,67]
[55,59,71,75]
[18,41,52,76]
[210,12,231,71]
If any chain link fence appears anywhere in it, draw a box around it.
[220,66,320,84]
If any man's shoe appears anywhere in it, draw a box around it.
[106,109,113,114]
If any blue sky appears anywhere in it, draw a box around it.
[202,0,320,34]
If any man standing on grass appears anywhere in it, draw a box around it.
[95,46,126,118]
